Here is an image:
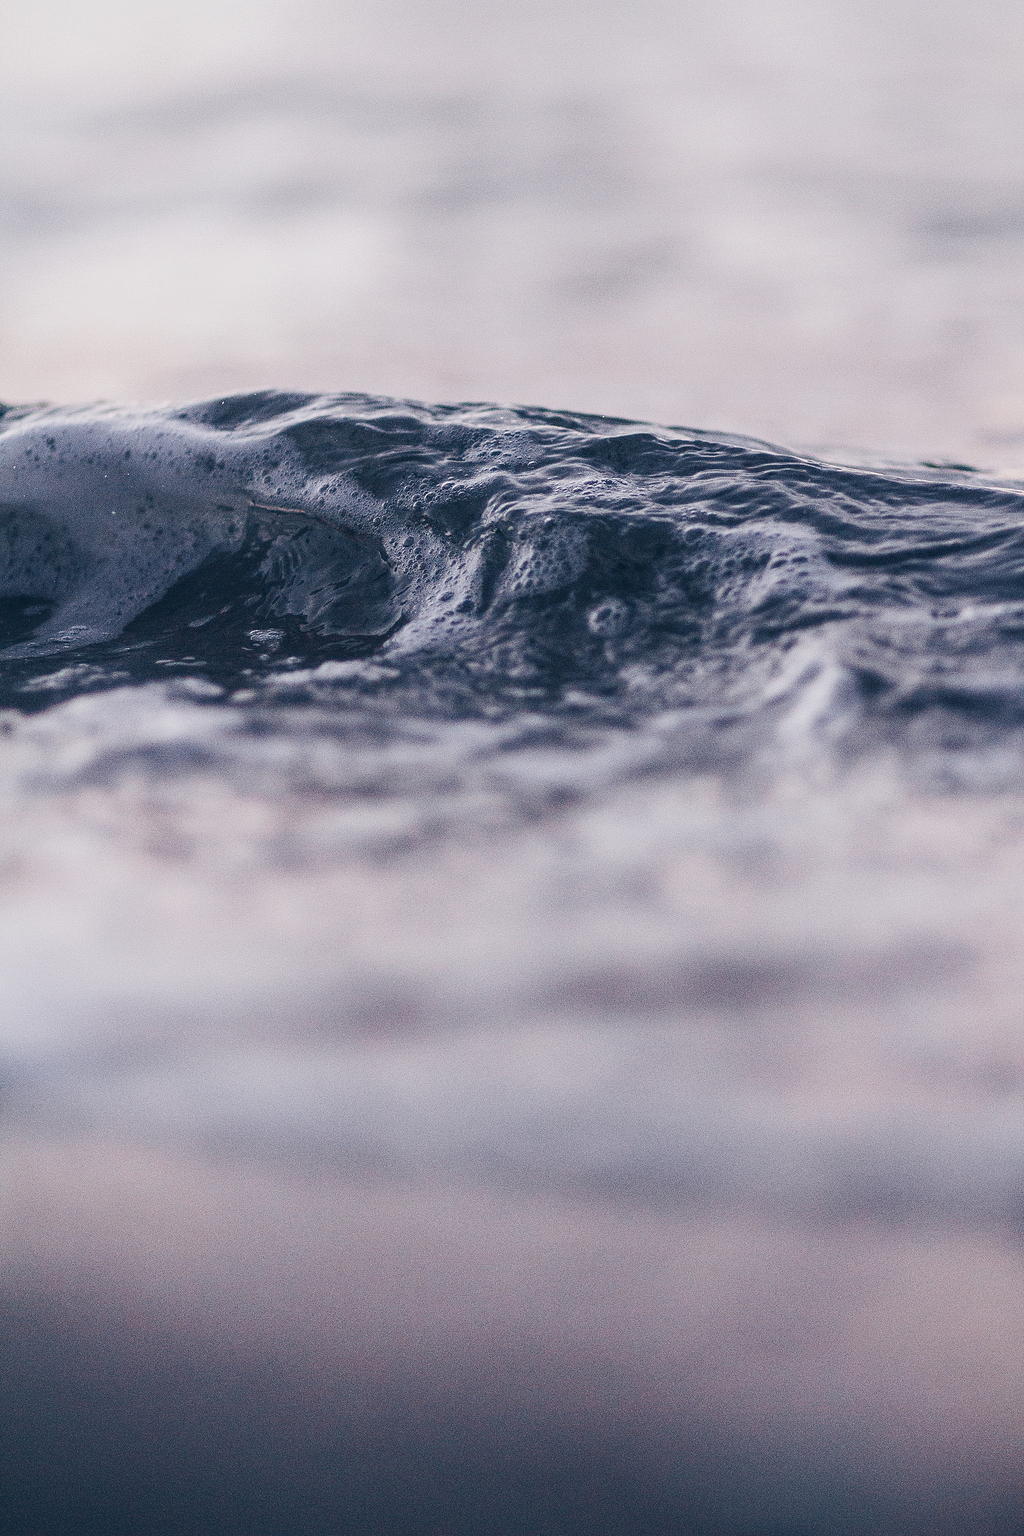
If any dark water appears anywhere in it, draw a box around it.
[2,392,1024,1534]
[3,390,1024,773]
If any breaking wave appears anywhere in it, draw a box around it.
[4,394,1024,1536]
[2,390,1024,791]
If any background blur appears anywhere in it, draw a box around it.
[3,0,1024,465]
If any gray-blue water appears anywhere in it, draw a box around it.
[1,392,1023,1533]
[3,3,1024,1532]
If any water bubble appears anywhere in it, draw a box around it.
[587,598,630,637]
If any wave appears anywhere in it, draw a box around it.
[3,395,1024,1536]
[2,390,1024,777]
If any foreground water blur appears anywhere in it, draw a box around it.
[2,3,1024,1533]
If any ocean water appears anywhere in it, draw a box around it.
[1,392,1023,1533]
[3,1,1024,1532]
[5,0,1024,464]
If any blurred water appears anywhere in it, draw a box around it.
[3,0,1024,461]
[2,5,1024,1534]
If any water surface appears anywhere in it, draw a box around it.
[1,391,1022,1532]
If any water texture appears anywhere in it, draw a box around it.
[2,392,1024,1534]
[6,3,1024,1530]
[3,391,1024,770]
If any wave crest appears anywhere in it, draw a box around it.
[2,391,1023,774]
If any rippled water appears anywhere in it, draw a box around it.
[5,0,1024,1527]
[2,392,1024,1532]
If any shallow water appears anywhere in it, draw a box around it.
[1,392,1023,1532]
